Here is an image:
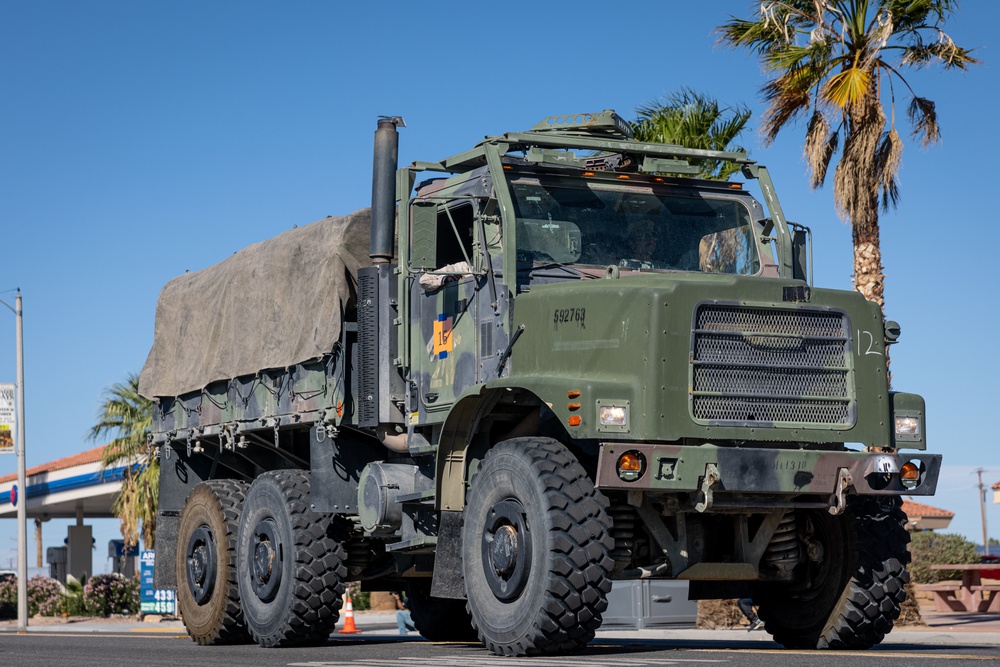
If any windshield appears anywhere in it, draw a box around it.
[508,173,760,275]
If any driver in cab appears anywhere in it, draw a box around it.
[619,219,656,270]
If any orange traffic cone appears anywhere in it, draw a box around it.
[338,594,361,634]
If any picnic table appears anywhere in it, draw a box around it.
[919,564,1000,613]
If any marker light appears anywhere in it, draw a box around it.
[616,451,645,482]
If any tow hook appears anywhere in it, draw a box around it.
[694,463,721,513]
[829,468,852,515]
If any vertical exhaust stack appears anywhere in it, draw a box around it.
[370,116,405,264]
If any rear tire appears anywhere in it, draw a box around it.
[462,437,614,656]
[237,470,347,647]
[176,479,250,645]
[756,496,910,649]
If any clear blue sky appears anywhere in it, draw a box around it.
[1,1,997,573]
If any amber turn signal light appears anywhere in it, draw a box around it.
[616,451,645,482]
[900,461,921,489]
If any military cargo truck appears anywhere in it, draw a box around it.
[141,111,941,655]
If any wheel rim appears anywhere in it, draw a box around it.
[249,518,282,603]
[481,498,533,601]
[789,514,841,606]
[185,524,218,604]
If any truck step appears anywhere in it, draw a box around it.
[395,488,436,504]
[385,536,437,554]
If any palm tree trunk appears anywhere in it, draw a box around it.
[851,197,892,383]
[851,211,884,308]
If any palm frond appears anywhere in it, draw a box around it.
[765,44,813,71]
[833,95,886,221]
[887,0,933,30]
[760,72,814,144]
[902,39,979,69]
[875,128,904,211]
[907,96,940,146]
[804,111,840,188]
[822,66,873,108]
[718,16,790,53]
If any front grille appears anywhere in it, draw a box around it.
[691,305,853,426]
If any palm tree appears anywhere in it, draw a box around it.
[632,88,752,180]
[91,372,157,549]
[719,0,977,307]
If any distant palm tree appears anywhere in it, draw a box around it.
[631,87,752,180]
[719,0,977,307]
[91,373,157,549]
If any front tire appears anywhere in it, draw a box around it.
[176,479,250,645]
[462,437,614,656]
[756,496,911,649]
[237,470,347,647]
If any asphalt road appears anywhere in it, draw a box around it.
[0,630,996,667]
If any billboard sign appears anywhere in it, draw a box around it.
[0,384,14,454]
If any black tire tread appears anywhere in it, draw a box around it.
[178,479,250,646]
[762,496,911,650]
[816,496,911,649]
[466,438,614,656]
[242,470,347,648]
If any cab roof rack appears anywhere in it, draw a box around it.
[529,110,634,140]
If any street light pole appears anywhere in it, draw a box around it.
[0,290,26,630]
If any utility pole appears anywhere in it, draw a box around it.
[0,291,26,630]
[974,468,988,554]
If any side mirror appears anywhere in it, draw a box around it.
[790,223,812,284]
[410,201,437,271]
[884,320,901,345]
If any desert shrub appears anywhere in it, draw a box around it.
[0,576,67,617]
[28,576,65,616]
[909,532,979,583]
[83,574,139,616]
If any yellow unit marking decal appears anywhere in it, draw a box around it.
[434,314,453,359]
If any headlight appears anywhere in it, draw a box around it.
[895,416,920,437]
[599,405,627,426]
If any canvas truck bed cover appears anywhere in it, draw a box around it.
[139,208,373,399]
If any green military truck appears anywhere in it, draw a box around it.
[141,111,940,655]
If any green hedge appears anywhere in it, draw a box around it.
[909,532,980,583]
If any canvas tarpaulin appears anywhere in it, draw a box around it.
[139,209,373,398]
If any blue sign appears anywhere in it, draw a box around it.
[139,550,176,615]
